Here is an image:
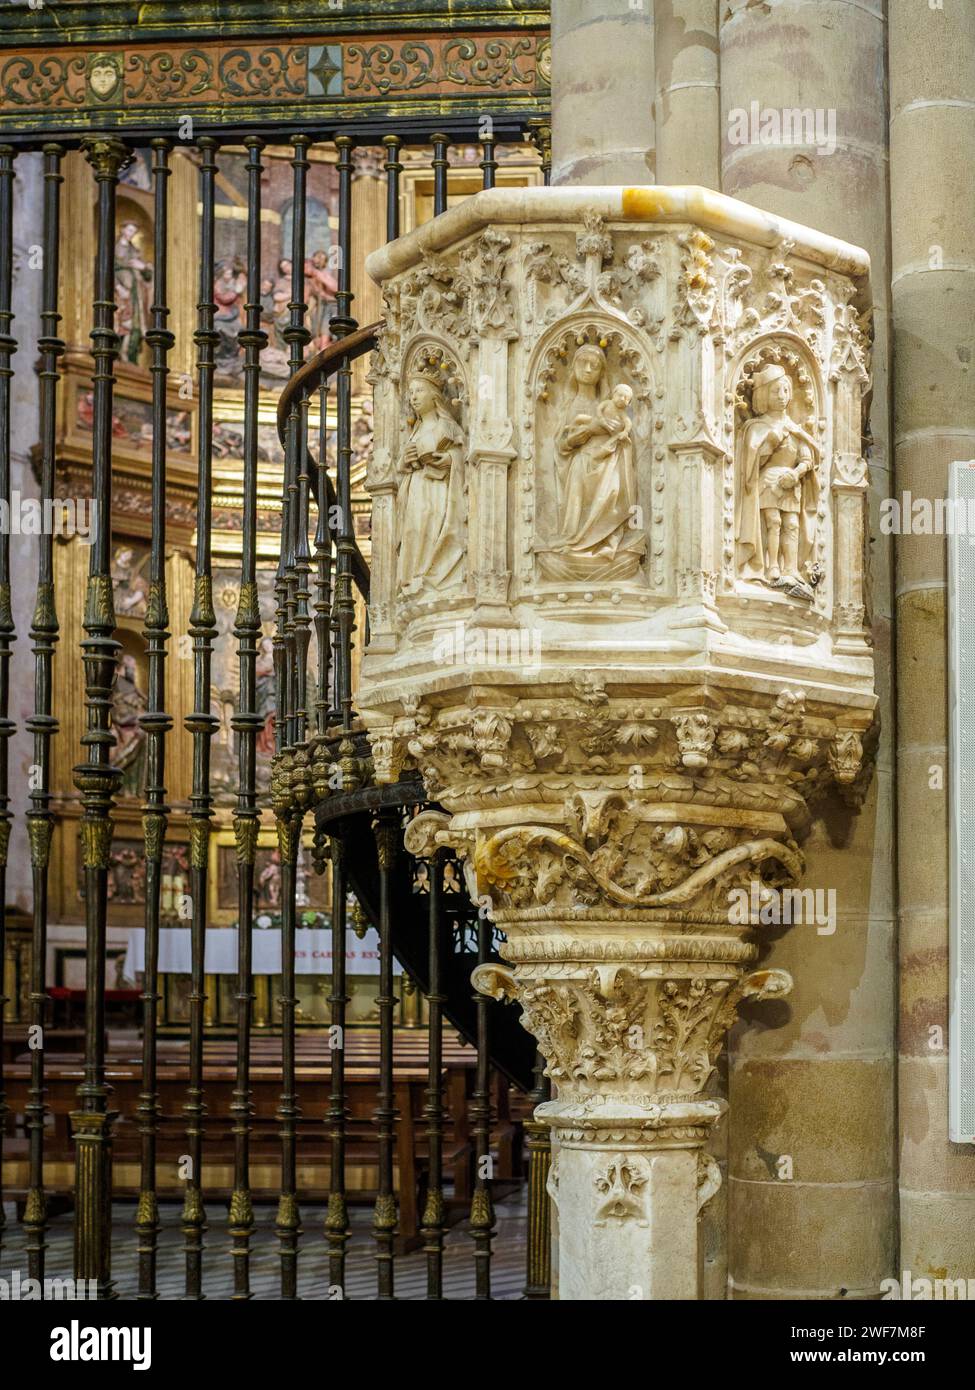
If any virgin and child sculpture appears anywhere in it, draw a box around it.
[536,343,646,582]
[734,362,820,597]
[395,370,467,597]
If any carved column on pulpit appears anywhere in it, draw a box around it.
[359,186,877,1299]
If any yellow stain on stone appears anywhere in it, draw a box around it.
[622,188,671,220]
[621,186,739,236]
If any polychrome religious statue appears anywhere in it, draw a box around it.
[395,370,467,597]
[111,652,148,797]
[214,259,246,370]
[735,362,820,597]
[537,343,645,582]
[114,221,153,365]
[306,248,339,348]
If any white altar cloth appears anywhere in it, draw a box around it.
[122,926,396,981]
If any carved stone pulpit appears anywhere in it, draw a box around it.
[359,187,877,1299]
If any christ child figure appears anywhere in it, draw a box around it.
[593,382,634,458]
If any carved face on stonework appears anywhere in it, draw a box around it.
[572,344,605,389]
[751,364,792,416]
[89,56,121,101]
[407,375,439,416]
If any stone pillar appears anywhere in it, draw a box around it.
[353,185,876,1299]
[653,0,720,187]
[460,868,792,1302]
[719,0,896,1300]
[551,0,655,186]
[890,0,975,1280]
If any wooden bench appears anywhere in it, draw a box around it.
[2,1029,521,1245]
[1,1026,85,1067]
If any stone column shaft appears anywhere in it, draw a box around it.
[551,0,655,187]
[890,0,975,1279]
[654,0,720,187]
[719,0,895,1300]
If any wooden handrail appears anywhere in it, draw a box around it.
[276,319,382,444]
[275,321,382,600]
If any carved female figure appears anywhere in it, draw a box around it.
[114,221,153,364]
[735,363,820,594]
[396,371,467,597]
[538,343,645,581]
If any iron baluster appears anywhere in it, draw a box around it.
[324,835,350,1291]
[23,142,64,1286]
[276,809,302,1298]
[422,848,449,1299]
[183,135,220,1299]
[313,381,332,736]
[523,1052,552,1299]
[135,137,174,1300]
[382,134,402,242]
[470,910,496,1298]
[293,398,313,746]
[331,136,357,747]
[480,132,498,190]
[275,132,313,1297]
[228,135,267,1299]
[527,119,552,185]
[0,144,14,1276]
[373,810,400,1298]
[73,137,131,1299]
[432,133,450,215]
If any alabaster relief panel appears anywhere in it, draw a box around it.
[366,205,871,656]
[732,341,825,603]
[394,344,468,607]
[529,322,652,590]
[593,1155,651,1227]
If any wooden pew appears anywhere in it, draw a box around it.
[2,1029,521,1245]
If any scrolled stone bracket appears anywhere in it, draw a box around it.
[471,961,518,1002]
[474,824,804,911]
[402,807,453,859]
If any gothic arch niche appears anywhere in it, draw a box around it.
[727,334,830,620]
[526,319,654,609]
[393,338,470,620]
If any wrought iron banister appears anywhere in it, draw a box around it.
[0,113,551,1304]
[275,323,381,444]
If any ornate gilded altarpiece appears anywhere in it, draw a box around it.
[0,2,550,141]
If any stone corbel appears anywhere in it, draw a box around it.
[471,961,518,1002]
[402,806,453,857]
